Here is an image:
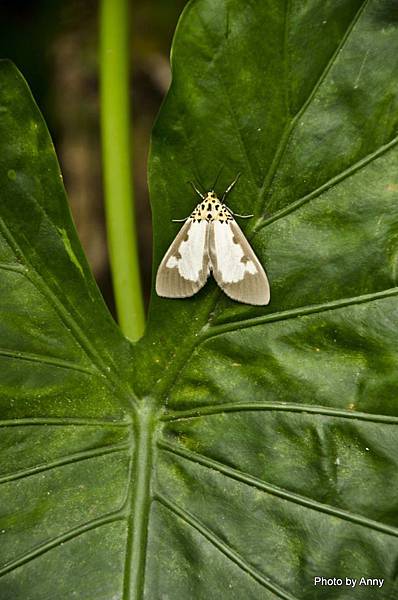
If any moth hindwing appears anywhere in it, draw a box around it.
[155,189,270,305]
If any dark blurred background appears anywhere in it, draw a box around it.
[0,0,188,313]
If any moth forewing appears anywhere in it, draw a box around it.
[209,218,270,306]
[155,218,210,298]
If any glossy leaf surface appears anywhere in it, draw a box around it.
[1,0,398,598]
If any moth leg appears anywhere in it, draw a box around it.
[188,181,205,199]
[222,173,241,202]
[231,212,253,219]
[172,217,189,223]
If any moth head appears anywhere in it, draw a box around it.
[207,191,217,199]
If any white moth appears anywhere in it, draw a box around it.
[156,179,270,305]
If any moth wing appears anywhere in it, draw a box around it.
[156,219,210,298]
[209,219,270,305]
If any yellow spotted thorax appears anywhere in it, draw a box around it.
[190,192,234,223]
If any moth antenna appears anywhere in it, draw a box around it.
[211,166,224,192]
[222,173,241,201]
[232,212,253,219]
[172,217,189,223]
[187,181,205,199]
[195,177,206,192]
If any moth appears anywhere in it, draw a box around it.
[156,176,270,305]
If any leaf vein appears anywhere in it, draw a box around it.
[155,492,297,600]
[203,286,398,339]
[158,441,398,538]
[0,262,26,274]
[0,348,96,376]
[0,217,137,409]
[257,0,370,212]
[161,401,398,425]
[0,511,126,578]
[254,133,398,232]
[0,442,130,485]
[0,417,131,428]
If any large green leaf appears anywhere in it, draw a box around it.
[1,0,398,598]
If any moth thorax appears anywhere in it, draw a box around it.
[194,194,232,222]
